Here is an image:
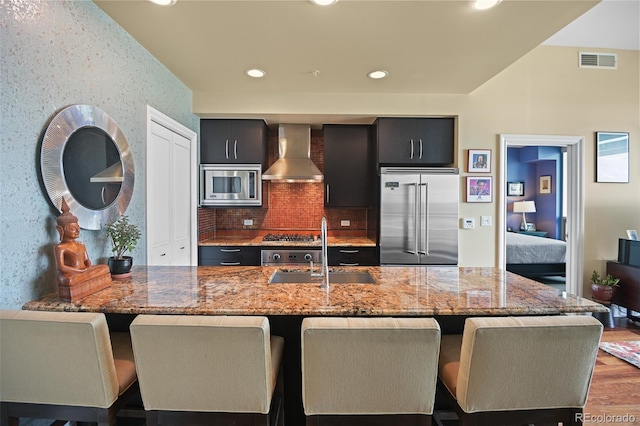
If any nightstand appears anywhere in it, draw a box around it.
[516,230,548,238]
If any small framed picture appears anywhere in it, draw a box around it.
[627,230,639,241]
[466,176,492,203]
[468,149,491,173]
[507,182,524,196]
[596,131,629,183]
[539,175,552,194]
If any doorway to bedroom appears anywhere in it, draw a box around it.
[498,134,585,297]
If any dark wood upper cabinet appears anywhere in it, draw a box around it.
[323,124,373,208]
[376,117,454,165]
[200,119,267,166]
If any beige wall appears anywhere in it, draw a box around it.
[468,46,639,295]
[195,45,640,294]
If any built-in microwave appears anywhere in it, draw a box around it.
[200,164,262,206]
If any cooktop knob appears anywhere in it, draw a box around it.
[273,253,281,261]
[304,253,313,261]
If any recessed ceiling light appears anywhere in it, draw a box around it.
[149,0,177,6]
[368,70,388,80]
[310,0,338,5]
[246,69,266,78]
[474,0,501,10]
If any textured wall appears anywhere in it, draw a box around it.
[0,0,198,309]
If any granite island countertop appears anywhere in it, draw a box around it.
[24,265,607,316]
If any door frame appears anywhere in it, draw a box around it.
[498,134,585,296]
[146,105,198,266]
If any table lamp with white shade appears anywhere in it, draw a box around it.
[513,201,536,230]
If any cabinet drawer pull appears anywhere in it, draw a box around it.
[234,140,238,159]
[180,246,185,250]
[220,248,241,252]
[419,139,423,159]
[160,253,166,256]
[225,139,229,159]
[410,139,414,159]
[220,262,241,266]
[326,184,330,203]
[339,249,359,254]
[339,263,359,266]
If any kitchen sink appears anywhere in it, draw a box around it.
[268,269,376,284]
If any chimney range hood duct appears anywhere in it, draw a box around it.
[262,124,323,182]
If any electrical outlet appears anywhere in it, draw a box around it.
[341,220,350,227]
[463,218,475,229]
[243,219,253,226]
[481,216,492,226]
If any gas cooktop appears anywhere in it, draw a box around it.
[262,233,317,242]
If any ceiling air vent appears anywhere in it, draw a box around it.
[579,52,617,69]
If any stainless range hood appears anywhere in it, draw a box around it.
[262,124,323,182]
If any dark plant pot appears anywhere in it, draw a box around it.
[591,283,616,304]
[108,256,133,279]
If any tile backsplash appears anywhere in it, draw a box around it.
[198,128,370,240]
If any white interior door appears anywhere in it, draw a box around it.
[148,122,172,265]
[146,106,197,266]
[171,132,192,265]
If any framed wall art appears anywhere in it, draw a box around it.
[466,176,492,203]
[468,149,491,173]
[539,175,551,194]
[596,132,629,183]
[507,182,524,196]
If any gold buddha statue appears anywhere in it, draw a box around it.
[54,198,111,301]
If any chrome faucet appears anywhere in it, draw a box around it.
[310,217,329,288]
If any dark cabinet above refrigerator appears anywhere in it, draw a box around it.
[376,117,455,165]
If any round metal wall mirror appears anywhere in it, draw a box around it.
[40,105,135,230]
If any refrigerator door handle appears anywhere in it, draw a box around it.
[406,183,418,256]
[417,183,429,256]
[418,183,429,256]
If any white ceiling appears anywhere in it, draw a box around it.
[543,0,639,51]
[94,0,638,124]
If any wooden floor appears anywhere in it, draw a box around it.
[583,316,640,425]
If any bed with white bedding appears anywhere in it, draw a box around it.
[506,232,566,278]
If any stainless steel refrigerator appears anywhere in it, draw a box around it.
[380,168,459,265]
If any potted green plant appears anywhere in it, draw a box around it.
[590,270,620,304]
[105,215,140,279]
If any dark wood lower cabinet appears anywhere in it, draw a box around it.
[328,247,377,266]
[198,246,261,266]
[608,261,640,321]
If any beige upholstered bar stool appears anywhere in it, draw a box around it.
[301,317,441,426]
[129,314,284,426]
[0,310,138,426]
[437,315,603,426]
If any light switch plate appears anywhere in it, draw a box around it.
[341,220,350,227]
[481,216,492,226]
[463,218,475,229]
[243,219,253,226]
